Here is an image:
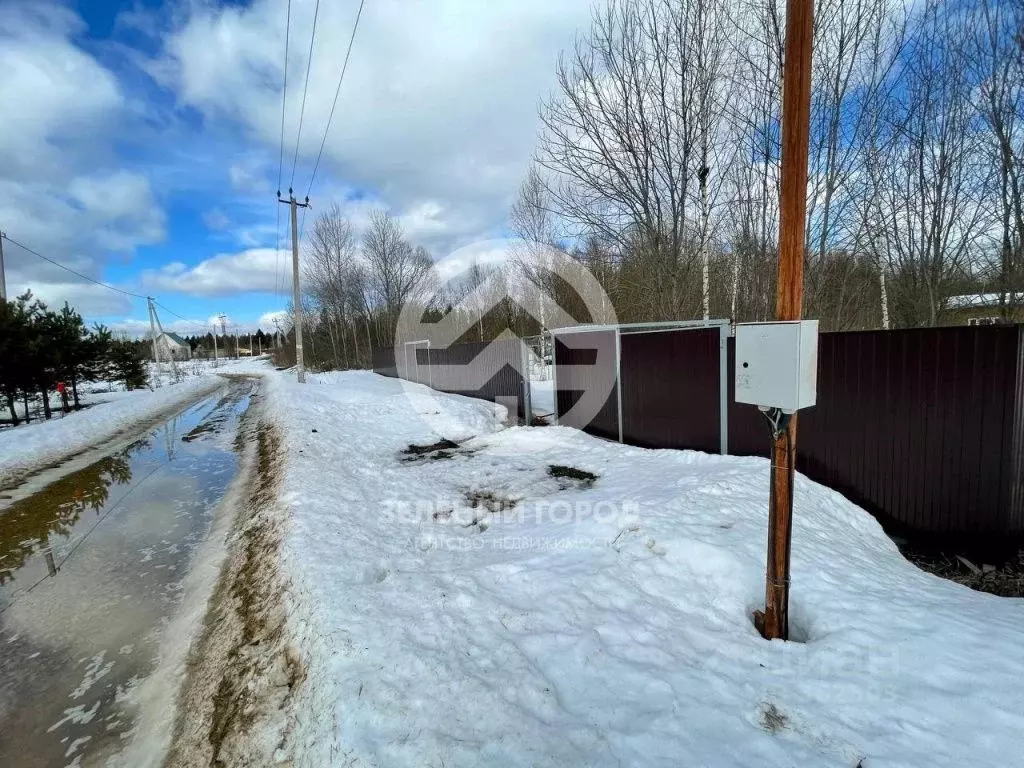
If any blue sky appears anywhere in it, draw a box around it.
[0,0,593,336]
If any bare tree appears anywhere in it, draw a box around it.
[869,0,991,326]
[362,209,432,341]
[535,0,737,319]
[305,202,360,367]
[970,0,1024,317]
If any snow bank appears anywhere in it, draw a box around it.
[265,370,1024,767]
[0,376,225,486]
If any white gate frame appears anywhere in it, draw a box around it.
[549,319,731,454]
[403,339,431,388]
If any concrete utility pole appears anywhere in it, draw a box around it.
[212,324,219,366]
[278,188,310,383]
[147,297,162,388]
[150,299,179,382]
[0,231,6,301]
[217,314,227,367]
[760,0,815,642]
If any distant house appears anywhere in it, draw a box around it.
[154,332,193,361]
[945,293,1024,326]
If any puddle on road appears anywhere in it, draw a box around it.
[0,380,255,768]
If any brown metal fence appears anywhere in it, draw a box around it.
[372,339,530,420]
[554,323,1024,543]
[619,326,727,454]
[553,329,620,440]
[371,347,398,378]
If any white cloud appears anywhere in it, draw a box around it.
[229,162,272,194]
[5,278,135,318]
[150,0,594,253]
[140,247,282,296]
[258,309,290,330]
[203,208,232,231]
[0,2,166,316]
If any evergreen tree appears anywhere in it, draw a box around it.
[106,339,148,390]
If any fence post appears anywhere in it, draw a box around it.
[551,331,560,426]
[616,327,624,443]
[521,340,532,425]
[719,324,730,455]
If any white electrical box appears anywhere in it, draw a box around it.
[734,320,819,412]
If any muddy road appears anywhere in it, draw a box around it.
[0,379,258,768]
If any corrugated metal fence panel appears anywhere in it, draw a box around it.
[372,341,526,418]
[416,339,527,419]
[727,326,1023,536]
[1009,326,1024,533]
[372,347,398,378]
[619,329,721,453]
[554,331,619,440]
[725,336,765,456]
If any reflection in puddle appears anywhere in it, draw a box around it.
[0,450,138,592]
[0,380,254,768]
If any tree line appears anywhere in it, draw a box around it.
[0,292,148,425]
[290,205,433,371]
[288,0,1022,374]
[178,329,276,359]
[511,0,1024,330]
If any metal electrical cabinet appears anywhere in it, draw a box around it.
[734,320,819,412]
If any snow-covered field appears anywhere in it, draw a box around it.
[263,370,1024,767]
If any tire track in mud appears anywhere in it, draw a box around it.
[166,406,304,767]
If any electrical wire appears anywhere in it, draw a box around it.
[1,233,148,300]
[275,200,283,301]
[289,0,321,189]
[275,0,293,301]
[277,0,293,197]
[304,0,366,200]
[152,300,216,334]
[1,233,212,335]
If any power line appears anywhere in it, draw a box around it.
[152,300,217,334]
[275,0,293,301]
[0,233,147,300]
[305,0,367,199]
[1,233,212,334]
[275,203,283,301]
[289,0,322,189]
[277,0,293,197]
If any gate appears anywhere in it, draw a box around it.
[551,321,730,452]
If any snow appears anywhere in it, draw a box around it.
[0,356,275,486]
[945,292,1024,309]
[263,370,1024,767]
[0,376,223,485]
[529,379,555,419]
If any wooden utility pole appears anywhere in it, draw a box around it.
[760,0,815,642]
[278,189,310,383]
